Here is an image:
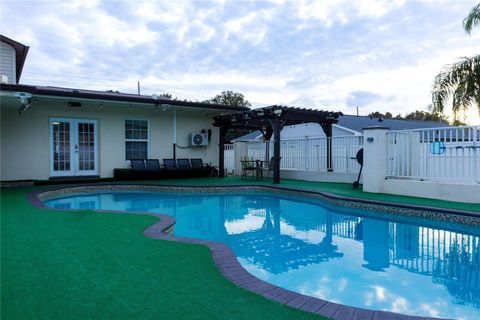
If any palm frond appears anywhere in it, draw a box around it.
[463,3,480,34]
[432,55,480,117]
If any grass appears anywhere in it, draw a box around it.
[1,186,325,320]
[1,177,477,319]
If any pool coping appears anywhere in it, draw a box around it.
[28,183,475,320]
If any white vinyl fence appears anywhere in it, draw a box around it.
[245,136,363,173]
[387,126,480,184]
[224,144,235,175]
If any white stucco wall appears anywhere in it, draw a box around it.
[361,127,480,204]
[0,97,221,181]
[280,169,359,184]
[382,179,480,204]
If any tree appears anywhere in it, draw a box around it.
[204,91,252,107]
[367,111,393,119]
[367,109,448,123]
[404,110,448,123]
[157,93,174,100]
[432,3,480,119]
[204,91,252,142]
[463,3,480,34]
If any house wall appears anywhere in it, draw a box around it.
[0,42,16,84]
[0,98,220,181]
[332,125,356,136]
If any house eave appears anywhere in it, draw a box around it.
[0,83,250,113]
[0,35,29,83]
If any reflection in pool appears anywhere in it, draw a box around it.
[45,192,480,319]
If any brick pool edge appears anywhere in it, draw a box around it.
[29,184,477,320]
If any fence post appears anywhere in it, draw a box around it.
[234,142,247,176]
[363,126,389,193]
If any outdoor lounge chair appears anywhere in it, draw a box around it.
[190,158,205,169]
[130,159,147,172]
[146,159,162,171]
[190,158,215,176]
[177,158,192,169]
[163,159,179,171]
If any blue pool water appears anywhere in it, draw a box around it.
[44,191,480,319]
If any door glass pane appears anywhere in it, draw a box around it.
[52,121,70,171]
[78,122,95,171]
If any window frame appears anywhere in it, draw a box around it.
[124,119,150,161]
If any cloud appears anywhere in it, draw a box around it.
[1,0,478,123]
[346,90,385,106]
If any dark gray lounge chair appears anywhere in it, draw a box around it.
[163,159,179,171]
[146,159,161,171]
[177,158,191,169]
[130,159,146,172]
[190,158,205,169]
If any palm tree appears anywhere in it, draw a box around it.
[432,3,480,119]
[463,3,480,35]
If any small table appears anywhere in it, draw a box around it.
[241,160,266,180]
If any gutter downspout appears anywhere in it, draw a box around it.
[173,110,177,159]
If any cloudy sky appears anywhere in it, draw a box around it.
[1,0,479,123]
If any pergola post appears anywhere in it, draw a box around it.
[218,125,227,178]
[272,118,283,184]
[321,123,334,172]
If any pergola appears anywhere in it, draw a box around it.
[213,105,343,183]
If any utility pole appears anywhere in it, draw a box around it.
[137,81,141,95]
[356,106,359,116]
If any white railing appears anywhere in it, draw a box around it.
[246,136,363,173]
[224,144,235,175]
[387,126,480,184]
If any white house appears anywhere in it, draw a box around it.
[0,35,247,182]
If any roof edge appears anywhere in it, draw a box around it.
[0,35,29,83]
[0,83,250,112]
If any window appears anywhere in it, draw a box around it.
[125,120,148,160]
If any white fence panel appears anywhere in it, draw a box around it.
[224,144,235,175]
[246,136,363,173]
[387,126,480,184]
[331,136,364,173]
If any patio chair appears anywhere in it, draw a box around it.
[163,159,179,171]
[190,158,214,176]
[190,158,205,169]
[241,156,256,180]
[265,157,281,180]
[146,159,162,171]
[130,159,146,172]
[177,158,192,169]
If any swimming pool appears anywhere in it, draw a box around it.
[43,188,480,319]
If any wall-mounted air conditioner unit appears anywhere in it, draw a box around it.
[190,132,209,147]
[1,75,8,84]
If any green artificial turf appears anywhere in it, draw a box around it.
[1,187,326,320]
[2,178,477,319]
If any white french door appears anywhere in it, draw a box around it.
[50,118,98,177]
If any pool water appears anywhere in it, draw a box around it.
[45,191,480,319]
